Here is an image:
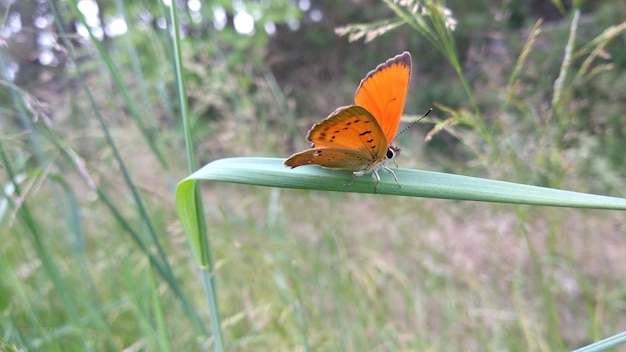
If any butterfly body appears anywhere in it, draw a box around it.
[285,52,412,192]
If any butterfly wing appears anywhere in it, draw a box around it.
[308,105,387,156]
[354,51,411,144]
[283,147,379,171]
[284,105,388,171]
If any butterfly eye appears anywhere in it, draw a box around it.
[386,146,400,160]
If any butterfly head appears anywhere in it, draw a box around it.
[386,145,401,161]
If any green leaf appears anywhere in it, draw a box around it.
[572,331,626,352]
[176,157,626,264]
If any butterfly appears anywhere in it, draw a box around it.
[284,51,413,192]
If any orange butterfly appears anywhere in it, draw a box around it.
[284,51,412,192]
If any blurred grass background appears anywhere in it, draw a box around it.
[1,0,626,350]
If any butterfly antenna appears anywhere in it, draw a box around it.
[393,108,432,141]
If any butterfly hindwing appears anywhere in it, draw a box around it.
[354,51,411,144]
[284,147,376,171]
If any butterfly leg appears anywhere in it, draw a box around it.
[372,169,381,193]
[382,165,401,189]
[343,172,356,187]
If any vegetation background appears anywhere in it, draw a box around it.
[1,0,626,350]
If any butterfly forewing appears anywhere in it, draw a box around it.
[308,105,388,158]
[354,51,411,144]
